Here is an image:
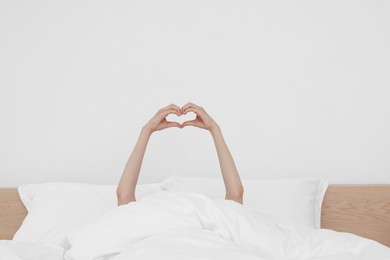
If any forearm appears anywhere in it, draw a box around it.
[116,127,152,205]
[210,126,244,204]
[116,104,182,205]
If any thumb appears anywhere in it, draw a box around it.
[181,120,197,128]
[166,122,181,128]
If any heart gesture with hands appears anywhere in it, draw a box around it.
[144,102,219,133]
[118,102,243,206]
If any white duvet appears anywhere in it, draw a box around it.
[0,240,64,260]
[2,191,390,260]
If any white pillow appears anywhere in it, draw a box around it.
[161,176,328,229]
[13,182,163,248]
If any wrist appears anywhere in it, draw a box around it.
[141,125,154,137]
[209,124,221,136]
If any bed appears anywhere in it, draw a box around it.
[0,181,389,260]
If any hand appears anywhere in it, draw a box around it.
[143,104,182,133]
[181,102,219,132]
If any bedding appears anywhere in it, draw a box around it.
[64,191,390,260]
[1,190,389,260]
[161,176,329,229]
[12,176,328,249]
[12,182,162,248]
[0,240,64,260]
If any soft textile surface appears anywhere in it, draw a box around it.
[0,240,64,260]
[13,182,162,248]
[64,191,390,260]
[161,176,328,228]
[12,176,327,249]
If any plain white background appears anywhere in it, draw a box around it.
[1,0,389,186]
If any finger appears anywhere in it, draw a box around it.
[181,119,199,128]
[181,102,196,113]
[169,104,182,114]
[162,104,182,115]
[181,102,192,112]
[165,121,181,128]
[155,110,179,123]
[161,109,181,118]
[183,107,203,117]
[160,108,182,116]
[158,106,180,117]
[181,102,201,113]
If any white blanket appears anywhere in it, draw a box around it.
[63,191,390,260]
[0,240,64,260]
[2,191,389,260]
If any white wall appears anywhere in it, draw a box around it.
[1,0,389,186]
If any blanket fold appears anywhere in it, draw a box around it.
[64,191,390,260]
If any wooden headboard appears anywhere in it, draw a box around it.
[321,184,390,247]
[1,185,390,247]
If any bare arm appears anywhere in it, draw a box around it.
[116,104,182,206]
[209,126,244,204]
[181,103,244,204]
[116,128,151,205]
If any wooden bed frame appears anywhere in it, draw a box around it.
[0,185,389,247]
